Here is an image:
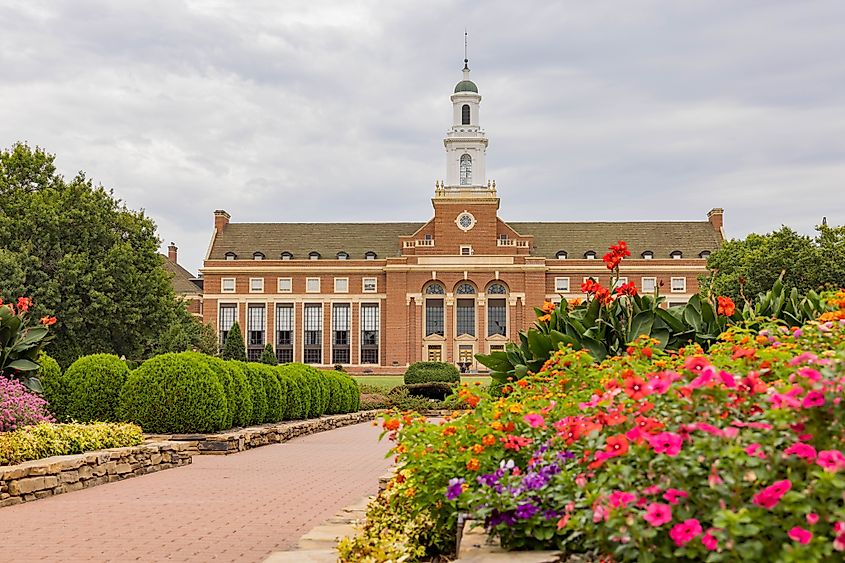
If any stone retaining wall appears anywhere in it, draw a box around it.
[165,411,382,455]
[0,441,192,508]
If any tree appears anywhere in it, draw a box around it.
[153,304,219,357]
[222,322,246,361]
[260,343,278,365]
[0,143,185,367]
[703,224,845,303]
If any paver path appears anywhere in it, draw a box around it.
[0,421,392,563]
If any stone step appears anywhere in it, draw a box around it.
[262,549,337,563]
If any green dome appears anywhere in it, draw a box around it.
[454,80,478,93]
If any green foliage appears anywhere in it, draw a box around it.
[190,354,235,429]
[225,361,253,427]
[260,343,278,365]
[117,352,227,433]
[153,308,218,357]
[704,224,845,302]
[241,361,267,425]
[222,322,246,361]
[0,300,54,392]
[276,366,305,420]
[360,392,390,411]
[250,363,283,423]
[0,143,186,368]
[404,361,460,385]
[392,382,454,401]
[0,422,143,465]
[322,370,360,414]
[278,363,318,419]
[36,352,64,419]
[63,354,129,422]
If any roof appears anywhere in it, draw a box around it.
[509,221,722,259]
[161,257,202,295]
[208,222,425,260]
[454,80,478,93]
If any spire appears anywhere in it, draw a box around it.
[464,29,469,71]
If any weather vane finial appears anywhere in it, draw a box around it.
[464,29,469,70]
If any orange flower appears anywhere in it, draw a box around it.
[466,458,480,471]
[482,434,496,446]
[16,297,31,313]
[538,313,551,322]
[471,444,485,455]
[40,316,57,326]
[442,426,457,436]
[541,301,556,313]
[383,418,400,431]
[717,296,736,316]
[490,421,504,431]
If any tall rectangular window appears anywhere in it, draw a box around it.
[247,304,266,361]
[456,298,475,337]
[332,303,350,365]
[487,298,507,337]
[303,303,322,364]
[276,303,294,363]
[641,277,657,293]
[425,298,444,337]
[360,303,379,364]
[219,304,237,347]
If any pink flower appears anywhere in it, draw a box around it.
[669,519,703,547]
[744,443,766,459]
[648,377,671,394]
[608,491,637,509]
[817,450,845,472]
[752,480,791,510]
[646,432,683,457]
[788,526,813,545]
[642,485,662,495]
[592,504,608,523]
[689,366,716,388]
[718,370,737,388]
[643,502,672,527]
[701,529,719,551]
[807,513,819,525]
[802,391,826,408]
[662,489,689,505]
[684,356,710,372]
[784,442,817,460]
[772,393,801,409]
[796,367,822,382]
[523,413,546,428]
[694,423,724,437]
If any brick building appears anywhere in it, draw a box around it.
[199,63,724,372]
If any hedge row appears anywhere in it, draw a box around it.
[0,422,144,465]
[40,353,361,434]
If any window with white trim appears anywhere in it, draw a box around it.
[671,277,686,293]
[487,298,507,337]
[222,278,235,293]
[334,277,348,293]
[278,278,292,293]
[460,245,472,256]
[276,303,294,363]
[612,277,628,290]
[456,298,475,337]
[332,303,350,364]
[306,278,320,293]
[247,304,266,361]
[250,278,264,293]
[554,277,570,292]
[641,277,657,293]
[303,303,322,364]
[363,278,377,293]
[218,304,236,347]
[360,303,379,364]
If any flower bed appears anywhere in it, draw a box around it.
[372,315,845,562]
[0,422,143,465]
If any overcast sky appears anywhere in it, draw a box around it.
[2,0,844,273]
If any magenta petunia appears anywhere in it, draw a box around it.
[643,502,672,527]
[523,413,546,428]
[662,489,689,505]
[646,432,683,457]
[701,529,719,551]
[784,442,817,460]
[669,519,703,547]
[817,450,845,472]
[752,480,791,510]
[802,390,826,408]
[788,526,813,545]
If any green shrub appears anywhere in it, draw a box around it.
[404,361,460,385]
[0,422,144,465]
[241,361,267,425]
[226,361,253,427]
[391,382,453,401]
[36,352,65,420]
[304,368,328,417]
[250,363,282,423]
[63,354,129,422]
[322,371,343,414]
[260,343,278,365]
[275,367,303,420]
[278,363,321,419]
[117,352,227,433]
[190,354,235,429]
[360,392,389,411]
[222,322,246,361]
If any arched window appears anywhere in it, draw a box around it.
[253,252,265,260]
[280,251,293,260]
[670,250,683,260]
[309,251,321,260]
[337,251,349,260]
[555,250,568,260]
[364,251,377,260]
[425,283,445,295]
[486,283,507,295]
[455,282,477,295]
[461,104,470,125]
[460,154,472,186]
[225,252,237,261]
[584,250,597,260]
[641,250,654,260]
[698,250,711,259]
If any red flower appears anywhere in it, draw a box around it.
[624,375,649,400]
[40,316,57,326]
[604,434,629,458]
[615,281,638,297]
[16,297,31,313]
[717,296,736,317]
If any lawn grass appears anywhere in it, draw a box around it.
[353,374,491,391]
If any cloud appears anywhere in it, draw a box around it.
[1,0,843,273]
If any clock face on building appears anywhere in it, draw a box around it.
[456,211,476,231]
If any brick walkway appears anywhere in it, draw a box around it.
[0,422,392,563]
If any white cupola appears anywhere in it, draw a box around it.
[443,59,489,190]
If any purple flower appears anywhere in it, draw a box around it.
[557,451,576,461]
[446,478,465,501]
[477,470,503,487]
[515,502,540,520]
[488,509,516,527]
[522,472,549,491]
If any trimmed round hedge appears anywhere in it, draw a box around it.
[275,368,304,420]
[321,370,359,414]
[37,353,65,420]
[278,363,317,419]
[189,353,235,429]
[240,361,267,425]
[404,361,460,385]
[118,352,227,433]
[249,363,283,423]
[63,354,129,422]
[226,361,254,427]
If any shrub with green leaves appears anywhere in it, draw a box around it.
[249,363,282,423]
[240,361,267,425]
[260,343,278,365]
[36,352,64,419]
[404,361,460,385]
[226,360,253,427]
[63,354,129,422]
[190,354,235,429]
[222,322,246,361]
[0,422,143,465]
[117,352,227,433]
[276,364,306,419]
